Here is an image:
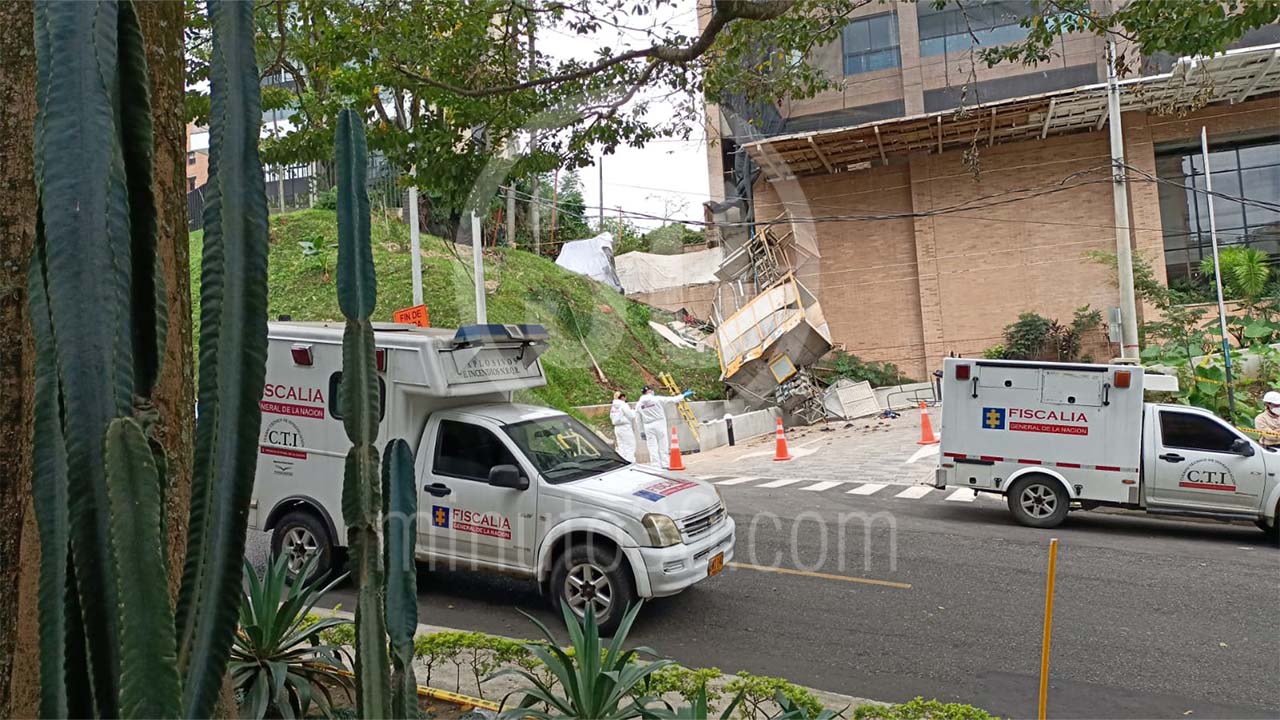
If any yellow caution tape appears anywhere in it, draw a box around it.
[333,668,502,712]
[1237,425,1280,439]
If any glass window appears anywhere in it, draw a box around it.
[842,13,900,75]
[327,372,387,422]
[1159,411,1242,453]
[917,0,1032,56]
[187,152,196,165]
[503,415,626,483]
[1157,137,1280,282]
[433,420,520,482]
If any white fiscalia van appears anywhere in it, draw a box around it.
[935,357,1280,536]
[249,321,734,631]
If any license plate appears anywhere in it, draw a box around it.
[707,552,724,577]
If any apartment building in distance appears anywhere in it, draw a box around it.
[705,2,1280,380]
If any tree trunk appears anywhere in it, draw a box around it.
[0,2,38,715]
[2,2,194,715]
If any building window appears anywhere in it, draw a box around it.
[918,1,1033,57]
[187,176,196,192]
[187,151,196,165]
[842,13,900,75]
[1157,137,1280,284]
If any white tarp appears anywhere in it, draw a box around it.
[616,245,724,294]
[554,232,623,292]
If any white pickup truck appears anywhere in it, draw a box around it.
[934,357,1280,536]
[250,322,734,631]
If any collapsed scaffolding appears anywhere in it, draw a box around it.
[710,211,833,424]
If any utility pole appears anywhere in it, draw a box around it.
[527,11,540,255]
[550,167,559,249]
[598,156,604,227]
[1106,41,1140,361]
[472,212,487,323]
[505,182,516,247]
[408,177,422,305]
[1200,127,1236,416]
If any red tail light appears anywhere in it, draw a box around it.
[955,364,971,380]
[1114,370,1131,388]
[290,344,313,366]
[376,348,387,373]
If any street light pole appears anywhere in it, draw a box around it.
[1200,126,1236,416]
[1106,41,1141,361]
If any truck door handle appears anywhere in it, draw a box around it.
[424,482,452,497]
[1158,453,1185,463]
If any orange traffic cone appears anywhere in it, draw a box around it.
[917,401,940,445]
[667,427,686,471]
[773,417,792,461]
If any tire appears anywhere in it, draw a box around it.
[1258,516,1279,543]
[270,510,335,585]
[1007,475,1070,529]
[549,540,637,636]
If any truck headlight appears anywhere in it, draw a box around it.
[642,513,682,548]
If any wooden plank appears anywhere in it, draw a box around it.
[988,107,996,146]
[1040,98,1056,139]
[807,136,835,174]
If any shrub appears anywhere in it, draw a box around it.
[828,350,913,387]
[981,344,1006,359]
[853,697,997,720]
[724,672,824,719]
[639,665,725,705]
[316,186,338,210]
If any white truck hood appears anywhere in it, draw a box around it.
[556,464,720,519]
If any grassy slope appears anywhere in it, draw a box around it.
[189,209,721,415]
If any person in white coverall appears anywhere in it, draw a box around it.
[635,385,693,468]
[610,391,638,462]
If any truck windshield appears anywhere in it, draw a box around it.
[503,415,627,483]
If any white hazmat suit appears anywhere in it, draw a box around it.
[610,396,638,462]
[635,390,689,468]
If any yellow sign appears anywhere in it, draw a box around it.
[393,304,430,327]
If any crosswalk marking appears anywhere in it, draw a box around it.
[846,483,887,496]
[894,486,933,499]
[945,489,975,502]
[800,481,843,492]
[757,478,805,489]
[715,476,759,486]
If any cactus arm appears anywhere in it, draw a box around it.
[32,2,136,711]
[104,418,181,719]
[383,439,420,718]
[335,107,392,718]
[27,242,70,719]
[175,0,271,715]
[117,0,164,394]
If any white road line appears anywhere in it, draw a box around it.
[756,478,806,489]
[797,437,826,448]
[799,481,843,492]
[894,486,933,499]
[846,483,888,496]
[715,476,759,486]
[945,489,976,502]
[904,444,940,464]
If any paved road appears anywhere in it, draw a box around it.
[310,480,1280,719]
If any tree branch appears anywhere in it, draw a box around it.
[393,0,796,97]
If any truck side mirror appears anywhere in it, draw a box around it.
[1230,438,1255,457]
[488,464,528,490]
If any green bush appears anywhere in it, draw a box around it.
[724,672,824,719]
[640,665,725,705]
[316,186,338,210]
[981,344,1006,359]
[412,630,531,698]
[828,350,913,387]
[853,697,997,720]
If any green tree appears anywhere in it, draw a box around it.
[1200,247,1272,303]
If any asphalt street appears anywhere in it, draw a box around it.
[304,481,1280,719]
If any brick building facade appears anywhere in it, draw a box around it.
[705,3,1280,381]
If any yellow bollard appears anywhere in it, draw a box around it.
[1038,538,1059,720]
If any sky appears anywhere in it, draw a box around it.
[546,0,712,230]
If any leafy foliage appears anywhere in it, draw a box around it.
[826,350,913,387]
[853,697,997,720]
[230,556,353,720]
[996,307,1104,363]
[1200,246,1272,304]
[723,673,827,720]
[494,603,672,720]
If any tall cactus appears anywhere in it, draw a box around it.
[383,440,420,717]
[28,0,268,717]
[175,0,271,714]
[334,107,394,717]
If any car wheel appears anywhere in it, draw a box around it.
[270,510,334,584]
[1007,476,1069,529]
[550,542,637,636]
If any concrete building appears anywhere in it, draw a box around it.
[705,3,1280,380]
